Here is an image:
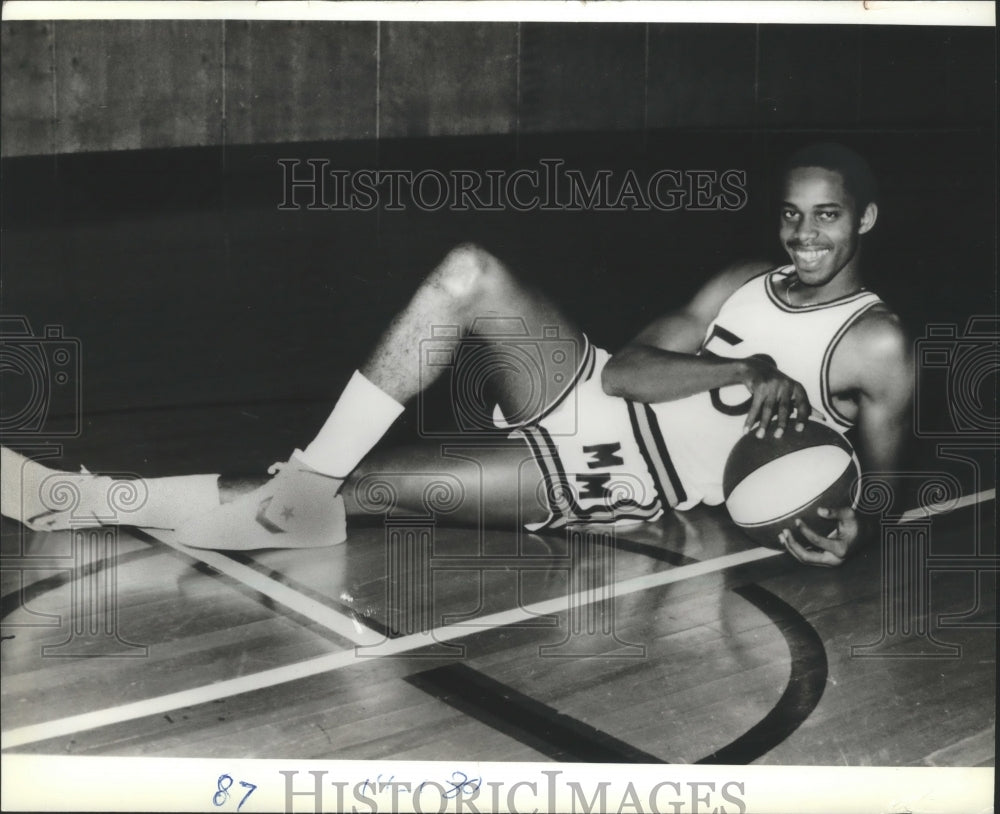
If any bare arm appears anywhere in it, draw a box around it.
[786,310,913,566]
[602,260,813,435]
[848,314,914,476]
[601,261,770,402]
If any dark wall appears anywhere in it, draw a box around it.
[1,22,994,474]
[1,21,993,156]
[2,129,993,413]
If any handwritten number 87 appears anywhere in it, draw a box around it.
[213,774,257,812]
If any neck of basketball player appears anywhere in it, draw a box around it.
[787,254,865,307]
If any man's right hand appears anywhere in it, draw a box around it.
[739,354,812,438]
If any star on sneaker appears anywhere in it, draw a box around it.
[260,449,346,537]
[174,454,346,550]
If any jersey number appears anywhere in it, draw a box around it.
[702,325,774,416]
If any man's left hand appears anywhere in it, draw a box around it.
[779,506,861,567]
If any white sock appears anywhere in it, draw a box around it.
[298,370,405,478]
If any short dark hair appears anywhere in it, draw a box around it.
[781,142,879,208]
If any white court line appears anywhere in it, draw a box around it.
[898,487,995,523]
[142,529,383,646]
[6,483,992,750]
[1,545,779,749]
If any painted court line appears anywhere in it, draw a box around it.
[6,484,989,750]
[899,487,995,523]
[140,528,383,647]
[1,545,779,749]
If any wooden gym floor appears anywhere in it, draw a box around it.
[1,137,996,768]
[1,483,995,765]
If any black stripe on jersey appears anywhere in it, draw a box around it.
[500,336,595,430]
[626,403,668,504]
[626,402,688,508]
[521,424,663,531]
[819,300,883,429]
[764,267,879,313]
[642,404,688,505]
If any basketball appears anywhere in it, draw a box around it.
[723,419,860,548]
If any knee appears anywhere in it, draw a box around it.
[433,243,507,302]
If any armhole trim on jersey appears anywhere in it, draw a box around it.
[730,265,782,304]
[819,300,884,429]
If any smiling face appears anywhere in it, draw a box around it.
[779,165,877,297]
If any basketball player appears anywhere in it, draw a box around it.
[1,143,913,567]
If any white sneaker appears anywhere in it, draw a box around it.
[260,449,346,534]
[2,447,221,532]
[1,447,111,530]
[174,453,346,550]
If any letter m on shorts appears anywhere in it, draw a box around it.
[582,443,625,469]
[575,473,614,500]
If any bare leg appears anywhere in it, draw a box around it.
[222,440,548,529]
[359,243,585,414]
[245,244,583,532]
[253,242,584,534]
[1,246,582,541]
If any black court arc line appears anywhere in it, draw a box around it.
[404,575,827,765]
[148,527,825,763]
[0,546,161,624]
[405,662,665,763]
[0,530,682,641]
[4,528,827,763]
[220,532,698,642]
[696,584,828,764]
[222,529,699,640]
[612,541,829,762]
[610,533,830,761]
[593,534,699,567]
[142,522,824,764]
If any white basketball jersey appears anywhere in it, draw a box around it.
[650,266,883,509]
